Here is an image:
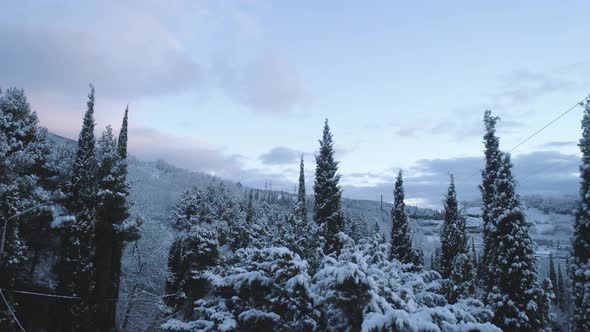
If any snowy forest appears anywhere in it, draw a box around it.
[1,84,590,332]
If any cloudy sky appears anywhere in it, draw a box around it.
[1,1,589,207]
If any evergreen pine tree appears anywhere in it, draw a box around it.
[57,85,98,330]
[470,237,478,272]
[389,171,414,264]
[571,98,590,332]
[557,263,566,310]
[479,110,502,293]
[549,252,558,304]
[439,175,467,278]
[487,153,548,331]
[246,189,254,225]
[295,154,308,224]
[313,119,343,255]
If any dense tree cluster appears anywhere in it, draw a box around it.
[0,86,138,331]
[3,84,588,331]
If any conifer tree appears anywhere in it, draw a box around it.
[487,154,548,331]
[479,110,502,292]
[470,237,478,272]
[430,253,436,271]
[93,125,132,330]
[557,263,566,309]
[449,253,476,303]
[57,85,98,330]
[118,105,128,159]
[549,253,558,304]
[313,119,343,255]
[571,97,590,331]
[295,154,308,224]
[439,175,467,278]
[432,247,441,272]
[414,248,424,268]
[0,88,52,330]
[389,171,414,264]
[246,190,254,225]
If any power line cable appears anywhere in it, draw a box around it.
[518,151,581,182]
[0,287,178,302]
[0,289,26,332]
[509,98,587,152]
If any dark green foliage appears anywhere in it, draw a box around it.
[557,263,566,310]
[479,110,502,293]
[93,123,135,330]
[165,227,219,313]
[295,154,308,224]
[439,175,467,279]
[389,171,414,264]
[117,106,128,159]
[449,253,476,303]
[313,119,343,255]
[486,154,548,331]
[57,85,98,330]
[0,87,52,330]
[571,98,590,332]
[470,237,478,273]
[549,253,558,304]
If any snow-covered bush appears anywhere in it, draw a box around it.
[313,233,498,332]
[163,233,499,332]
[163,247,316,331]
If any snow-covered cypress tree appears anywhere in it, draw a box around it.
[449,253,476,303]
[414,248,425,268]
[487,153,549,331]
[439,175,467,278]
[246,189,254,225]
[57,85,98,330]
[389,170,414,264]
[479,110,502,293]
[571,97,590,332]
[549,253,558,304]
[117,105,128,159]
[93,125,132,330]
[313,119,343,255]
[557,263,566,309]
[295,154,308,224]
[432,247,441,272]
[470,237,478,273]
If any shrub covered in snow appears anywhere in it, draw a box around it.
[163,233,499,331]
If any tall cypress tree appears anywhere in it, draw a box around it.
[246,189,254,225]
[93,124,132,330]
[313,119,343,255]
[487,153,548,331]
[571,98,590,331]
[470,237,478,272]
[58,85,98,330]
[549,253,558,304]
[295,154,308,224]
[439,175,467,278]
[479,110,502,293]
[557,263,565,309]
[118,105,128,159]
[389,171,414,264]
